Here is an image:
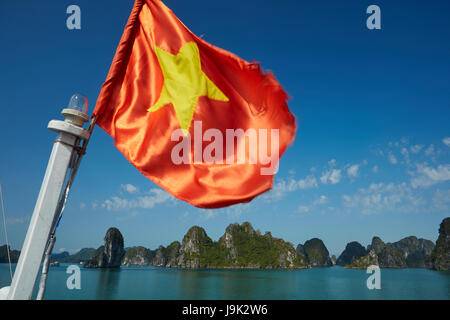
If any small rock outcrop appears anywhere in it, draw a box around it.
[346,249,379,269]
[336,241,367,266]
[84,227,125,268]
[430,217,450,271]
[0,245,20,263]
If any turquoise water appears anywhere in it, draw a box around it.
[0,264,448,299]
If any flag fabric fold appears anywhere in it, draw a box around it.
[93,0,296,208]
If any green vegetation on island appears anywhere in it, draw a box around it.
[298,238,332,267]
[150,222,307,269]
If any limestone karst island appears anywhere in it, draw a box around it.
[3,217,446,271]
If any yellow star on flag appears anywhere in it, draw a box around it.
[148,42,229,133]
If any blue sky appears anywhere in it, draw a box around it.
[0,0,449,256]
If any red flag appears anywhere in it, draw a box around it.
[93,0,296,208]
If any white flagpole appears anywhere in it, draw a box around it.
[5,94,90,300]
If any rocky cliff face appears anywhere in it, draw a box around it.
[150,242,181,267]
[346,249,379,269]
[336,241,367,266]
[295,243,305,257]
[165,241,181,267]
[84,227,125,268]
[430,217,450,271]
[219,223,239,263]
[122,246,154,266]
[393,236,434,268]
[176,226,212,268]
[152,245,168,266]
[298,238,332,267]
[367,236,407,268]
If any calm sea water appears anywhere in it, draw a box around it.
[0,263,448,299]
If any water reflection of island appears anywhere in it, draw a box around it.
[95,268,121,299]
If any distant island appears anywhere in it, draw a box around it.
[2,217,448,271]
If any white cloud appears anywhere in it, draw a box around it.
[224,203,251,218]
[425,144,435,157]
[6,216,29,225]
[410,144,424,154]
[203,211,218,220]
[343,182,423,215]
[263,174,318,202]
[410,164,450,188]
[314,195,328,205]
[320,169,342,184]
[121,184,139,194]
[201,202,252,220]
[319,171,328,184]
[116,211,141,221]
[101,188,172,211]
[298,205,310,213]
[347,164,360,179]
[372,165,378,173]
[401,147,410,164]
[388,152,398,164]
[297,175,319,189]
[442,137,450,148]
[400,137,409,145]
[297,195,328,213]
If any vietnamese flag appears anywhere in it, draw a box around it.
[93,0,296,208]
